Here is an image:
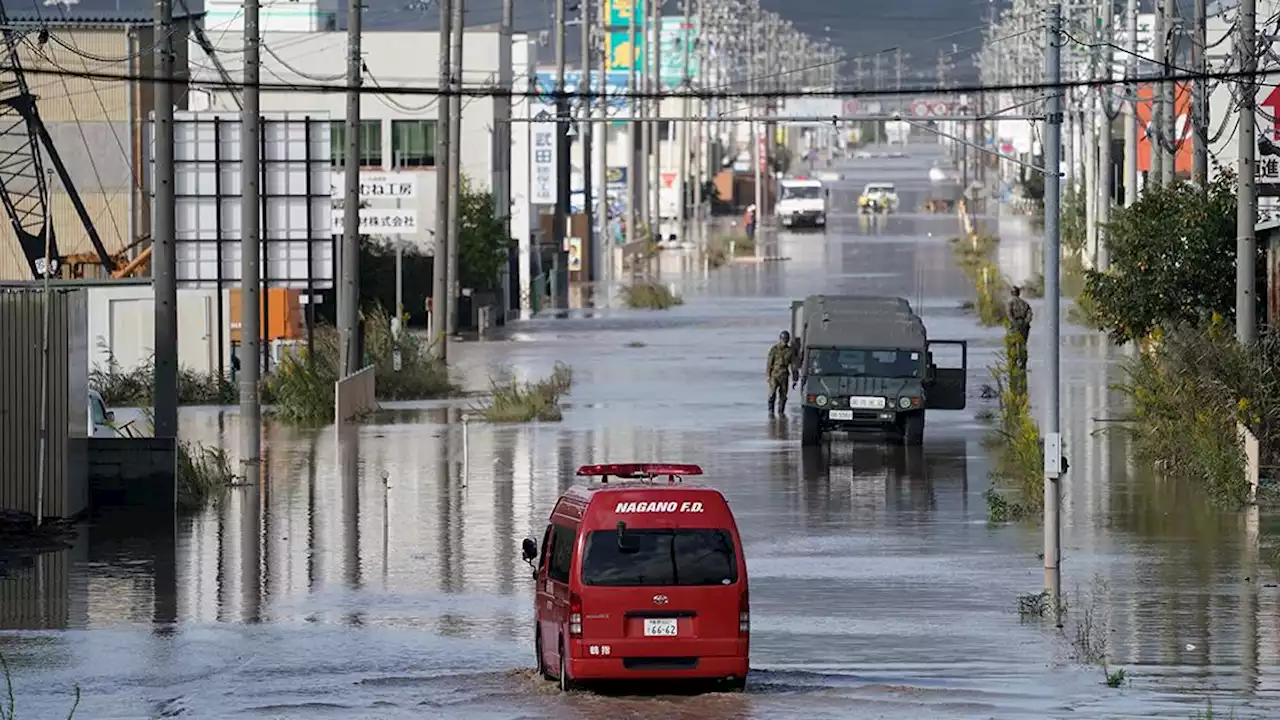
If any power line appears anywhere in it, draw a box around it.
[14,59,1280,102]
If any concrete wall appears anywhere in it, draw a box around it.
[0,289,89,518]
[85,284,221,376]
[84,437,176,514]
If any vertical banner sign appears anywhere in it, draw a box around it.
[604,0,643,26]
[530,104,557,205]
[758,131,767,175]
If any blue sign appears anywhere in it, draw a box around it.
[533,71,631,112]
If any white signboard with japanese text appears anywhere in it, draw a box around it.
[331,208,418,235]
[530,103,558,205]
[330,171,418,199]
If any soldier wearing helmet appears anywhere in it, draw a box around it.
[766,330,799,415]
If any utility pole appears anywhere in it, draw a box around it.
[1085,4,1098,264]
[626,1,638,251]
[239,0,261,482]
[1097,0,1115,271]
[152,0,177,438]
[678,0,691,248]
[554,0,569,306]
[853,57,865,91]
[751,17,762,254]
[1124,0,1138,205]
[1192,0,1208,185]
[872,53,882,92]
[447,0,464,326]
[1043,1,1064,607]
[580,0,595,286]
[1160,0,1175,185]
[1149,0,1164,185]
[595,3,610,289]
[1238,0,1257,343]
[649,0,661,241]
[432,0,450,358]
[339,0,363,375]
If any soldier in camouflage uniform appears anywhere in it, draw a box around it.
[1006,286,1033,377]
[767,331,799,415]
[1007,286,1032,342]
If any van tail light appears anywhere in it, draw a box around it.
[738,588,750,635]
[569,593,583,637]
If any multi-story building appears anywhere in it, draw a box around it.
[191,2,521,261]
[0,2,196,279]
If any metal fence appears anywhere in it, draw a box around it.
[0,288,88,518]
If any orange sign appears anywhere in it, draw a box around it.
[1135,82,1193,175]
[661,172,676,188]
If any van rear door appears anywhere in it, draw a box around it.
[577,494,743,657]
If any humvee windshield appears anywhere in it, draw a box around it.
[808,348,921,378]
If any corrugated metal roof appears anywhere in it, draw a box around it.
[2,0,203,24]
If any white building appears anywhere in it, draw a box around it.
[188,12,522,265]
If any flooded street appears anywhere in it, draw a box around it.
[3,144,1278,718]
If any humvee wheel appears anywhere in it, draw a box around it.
[903,412,925,446]
[802,407,822,446]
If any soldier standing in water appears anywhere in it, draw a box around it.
[766,331,798,415]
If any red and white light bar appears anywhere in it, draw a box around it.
[576,463,704,478]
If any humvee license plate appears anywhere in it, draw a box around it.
[828,410,854,420]
[848,396,886,409]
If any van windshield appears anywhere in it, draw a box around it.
[781,185,822,200]
[581,529,738,586]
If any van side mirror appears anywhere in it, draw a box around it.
[521,537,537,565]
[105,411,115,423]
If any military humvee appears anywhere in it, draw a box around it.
[789,294,968,446]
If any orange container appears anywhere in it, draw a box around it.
[228,288,304,342]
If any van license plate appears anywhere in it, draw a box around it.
[644,619,678,637]
[828,410,853,420]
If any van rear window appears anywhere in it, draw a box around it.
[580,529,738,586]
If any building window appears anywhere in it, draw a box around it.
[331,120,383,167]
[391,120,437,167]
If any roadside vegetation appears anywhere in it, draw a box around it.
[117,409,236,512]
[951,233,1007,327]
[90,351,236,407]
[619,282,684,310]
[983,330,1044,521]
[1079,175,1261,509]
[705,233,755,268]
[1017,575,1128,688]
[475,362,574,422]
[266,305,455,427]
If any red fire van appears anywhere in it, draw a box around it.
[522,463,750,691]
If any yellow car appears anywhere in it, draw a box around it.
[858,183,898,214]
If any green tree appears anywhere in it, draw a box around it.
[457,175,510,291]
[1083,175,1243,344]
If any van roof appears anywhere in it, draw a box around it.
[559,464,734,522]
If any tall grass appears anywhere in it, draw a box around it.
[1,651,81,719]
[265,305,455,426]
[1113,320,1253,508]
[984,331,1044,521]
[90,350,236,406]
[619,282,683,310]
[125,409,235,512]
[705,233,755,268]
[177,440,236,512]
[951,234,1008,327]
[477,363,574,423]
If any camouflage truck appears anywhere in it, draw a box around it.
[788,295,968,446]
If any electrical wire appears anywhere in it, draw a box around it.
[16,59,1280,103]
